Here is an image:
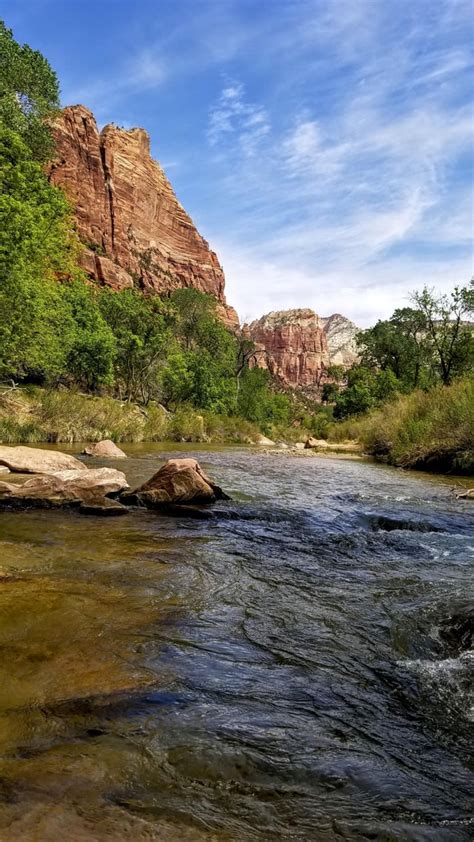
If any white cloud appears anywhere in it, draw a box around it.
[207,79,270,155]
[217,238,472,327]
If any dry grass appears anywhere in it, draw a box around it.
[327,377,474,473]
[0,387,261,445]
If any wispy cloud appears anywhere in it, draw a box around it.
[196,0,473,323]
[207,80,270,155]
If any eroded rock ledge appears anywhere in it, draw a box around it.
[48,105,238,329]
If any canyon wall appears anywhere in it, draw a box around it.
[48,105,238,328]
[247,309,330,389]
[247,309,360,389]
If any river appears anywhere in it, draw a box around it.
[0,446,472,840]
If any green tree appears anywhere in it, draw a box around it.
[163,289,238,413]
[61,280,116,390]
[169,288,217,351]
[0,21,59,161]
[326,364,345,384]
[99,289,170,403]
[237,367,291,427]
[0,126,79,382]
[333,366,377,419]
[358,307,429,389]
[322,382,340,403]
[412,283,474,385]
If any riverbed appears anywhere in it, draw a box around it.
[0,446,472,840]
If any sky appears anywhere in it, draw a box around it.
[2,0,473,325]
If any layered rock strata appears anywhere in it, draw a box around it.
[247,309,360,388]
[48,105,238,328]
[247,309,330,388]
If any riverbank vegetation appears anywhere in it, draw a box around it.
[324,283,474,473]
[328,376,473,473]
[0,386,266,444]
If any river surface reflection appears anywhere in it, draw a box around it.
[0,445,472,840]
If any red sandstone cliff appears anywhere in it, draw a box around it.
[48,105,238,328]
[247,309,330,389]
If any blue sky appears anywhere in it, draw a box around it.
[2,0,473,324]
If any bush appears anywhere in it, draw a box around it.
[328,377,474,473]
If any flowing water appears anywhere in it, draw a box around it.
[0,446,472,841]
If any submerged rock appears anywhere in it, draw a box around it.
[0,445,86,474]
[78,496,129,516]
[439,610,473,656]
[82,440,127,459]
[122,458,230,508]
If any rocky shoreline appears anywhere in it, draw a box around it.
[0,444,231,517]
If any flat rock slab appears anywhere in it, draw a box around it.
[0,445,86,474]
[256,435,276,446]
[51,467,129,495]
[305,438,329,449]
[0,469,129,516]
[82,440,127,459]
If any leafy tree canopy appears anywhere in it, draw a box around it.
[0,20,59,161]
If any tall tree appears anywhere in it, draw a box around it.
[412,283,474,385]
[0,126,79,382]
[0,21,59,161]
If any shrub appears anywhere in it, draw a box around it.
[328,376,474,473]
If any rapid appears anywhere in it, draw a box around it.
[0,446,472,840]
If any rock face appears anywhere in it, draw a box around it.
[122,458,230,507]
[48,105,238,329]
[0,445,86,474]
[246,309,361,389]
[321,313,360,367]
[247,309,330,389]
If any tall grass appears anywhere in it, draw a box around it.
[0,387,261,445]
[328,376,474,473]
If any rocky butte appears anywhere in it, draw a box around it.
[48,105,238,328]
[247,309,360,389]
[247,309,330,389]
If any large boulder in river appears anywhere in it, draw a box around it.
[0,468,129,515]
[122,458,230,508]
[0,445,86,474]
[82,440,127,459]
